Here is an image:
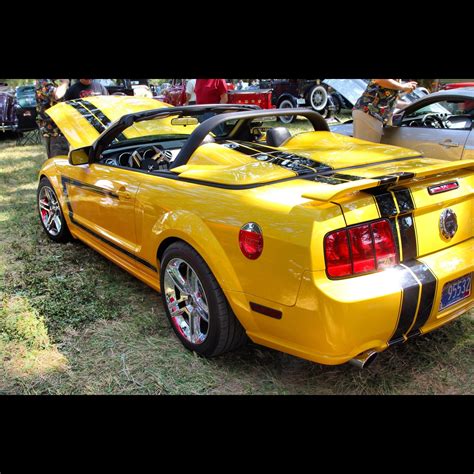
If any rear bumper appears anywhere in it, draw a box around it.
[228,238,473,365]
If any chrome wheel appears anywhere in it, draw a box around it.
[38,186,62,236]
[164,258,210,345]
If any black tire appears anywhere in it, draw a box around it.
[160,241,248,357]
[277,98,296,124]
[37,176,72,243]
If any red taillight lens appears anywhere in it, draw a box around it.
[349,224,376,273]
[371,220,398,269]
[239,223,263,259]
[324,219,398,279]
[324,229,351,277]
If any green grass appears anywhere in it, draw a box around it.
[0,132,472,395]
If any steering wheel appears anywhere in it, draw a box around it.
[421,113,445,129]
[140,145,172,171]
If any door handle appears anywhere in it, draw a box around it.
[439,139,459,148]
[117,187,131,200]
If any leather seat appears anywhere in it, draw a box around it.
[266,127,291,147]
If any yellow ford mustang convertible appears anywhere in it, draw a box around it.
[37,96,474,367]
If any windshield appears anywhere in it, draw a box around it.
[16,87,36,108]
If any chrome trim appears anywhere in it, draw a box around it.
[439,208,458,240]
[349,350,378,369]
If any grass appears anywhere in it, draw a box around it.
[0,125,472,395]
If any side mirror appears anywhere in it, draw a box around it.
[69,147,90,166]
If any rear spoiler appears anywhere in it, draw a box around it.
[302,159,474,202]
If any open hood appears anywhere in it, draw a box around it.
[46,96,175,149]
[323,79,430,107]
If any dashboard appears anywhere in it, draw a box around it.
[99,138,188,172]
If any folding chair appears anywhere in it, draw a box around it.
[16,128,42,146]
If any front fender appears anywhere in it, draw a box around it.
[151,210,244,293]
[38,158,71,218]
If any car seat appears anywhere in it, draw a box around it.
[266,127,291,147]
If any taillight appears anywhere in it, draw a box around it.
[324,219,398,278]
[239,222,263,260]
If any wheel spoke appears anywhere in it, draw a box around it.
[39,200,50,211]
[190,311,202,344]
[53,215,62,232]
[166,263,190,296]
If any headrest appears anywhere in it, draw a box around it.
[266,127,292,148]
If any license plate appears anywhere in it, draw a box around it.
[439,273,472,311]
[296,98,306,105]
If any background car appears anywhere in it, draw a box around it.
[14,84,38,132]
[331,87,474,161]
[0,82,17,134]
[258,79,333,122]
[96,79,134,96]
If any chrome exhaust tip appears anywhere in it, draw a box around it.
[349,350,378,369]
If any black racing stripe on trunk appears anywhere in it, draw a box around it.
[393,188,417,261]
[331,173,365,181]
[373,175,399,185]
[397,215,417,261]
[389,265,421,343]
[388,217,401,259]
[394,172,415,181]
[68,100,106,134]
[403,260,437,334]
[223,141,333,175]
[60,175,157,272]
[364,189,398,217]
[393,188,415,213]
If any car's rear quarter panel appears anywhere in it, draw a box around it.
[134,175,347,308]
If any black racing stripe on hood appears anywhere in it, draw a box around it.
[77,99,127,142]
[68,100,106,134]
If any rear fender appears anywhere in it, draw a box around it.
[152,210,244,293]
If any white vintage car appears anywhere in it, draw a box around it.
[329,84,474,161]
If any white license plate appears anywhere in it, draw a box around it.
[439,273,472,311]
[296,98,306,105]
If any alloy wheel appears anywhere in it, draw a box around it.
[38,186,62,236]
[164,258,210,345]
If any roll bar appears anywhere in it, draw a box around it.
[170,108,329,169]
[89,104,329,167]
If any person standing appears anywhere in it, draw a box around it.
[352,79,417,143]
[194,79,228,105]
[35,79,70,158]
[185,79,196,105]
[64,79,109,100]
[194,79,229,135]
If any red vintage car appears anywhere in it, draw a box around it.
[441,82,474,90]
[161,80,273,109]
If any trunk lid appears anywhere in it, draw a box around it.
[297,139,474,261]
